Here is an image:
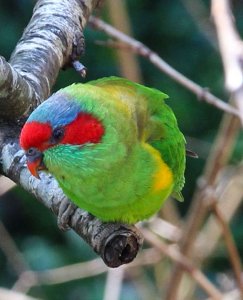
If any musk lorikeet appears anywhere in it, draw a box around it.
[20,77,186,224]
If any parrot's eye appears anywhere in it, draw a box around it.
[51,127,65,143]
[27,147,35,156]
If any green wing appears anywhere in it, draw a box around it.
[89,77,186,200]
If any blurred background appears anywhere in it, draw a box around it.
[0,0,243,299]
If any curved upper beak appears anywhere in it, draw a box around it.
[26,148,46,179]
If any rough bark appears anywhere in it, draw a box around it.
[0,0,143,267]
[0,123,143,267]
[0,0,96,119]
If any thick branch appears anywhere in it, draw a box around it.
[0,125,143,268]
[0,0,99,120]
[0,0,144,269]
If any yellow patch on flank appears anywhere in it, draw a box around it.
[143,143,173,193]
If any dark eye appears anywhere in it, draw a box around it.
[52,127,64,143]
[27,147,35,156]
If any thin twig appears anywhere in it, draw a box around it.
[211,0,243,92]
[165,110,240,300]
[89,16,241,119]
[13,258,107,293]
[182,166,243,299]
[106,0,142,82]
[20,250,162,294]
[0,221,30,276]
[103,267,125,300]
[142,229,223,300]
[195,165,243,260]
[211,202,243,297]
[148,217,181,243]
[211,0,243,123]
[13,248,161,294]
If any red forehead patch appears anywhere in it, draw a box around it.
[20,121,52,151]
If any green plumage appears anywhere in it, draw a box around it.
[42,77,186,224]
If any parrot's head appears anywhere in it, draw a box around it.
[20,90,105,178]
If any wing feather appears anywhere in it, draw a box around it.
[89,77,186,198]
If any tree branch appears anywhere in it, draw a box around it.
[142,229,223,300]
[89,16,242,120]
[211,202,243,297]
[211,0,243,124]
[0,0,98,120]
[0,0,143,268]
[0,124,143,267]
[211,0,242,92]
[165,111,240,300]
[0,221,30,276]
[162,7,243,282]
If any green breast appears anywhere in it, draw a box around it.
[44,141,174,224]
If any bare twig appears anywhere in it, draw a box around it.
[0,222,30,276]
[89,16,241,119]
[142,229,223,300]
[164,10,243,288]
[181,166,243,299]
[195,165,243,260]
[211,0,243,123]
[13,248,161,293]
[165,110,240,300]
[13,258,107,293]
[211,0,242,92]
[104,267,125,300]
[148,217,181,243]
[72,61,87,78]
[106,0,142,82]
[211,202,243,297]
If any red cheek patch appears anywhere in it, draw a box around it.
[20,121,52,151]
[61,113,104,145]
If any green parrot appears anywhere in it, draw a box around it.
[20,77,186,224]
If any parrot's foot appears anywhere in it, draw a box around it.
[57,198,77,231]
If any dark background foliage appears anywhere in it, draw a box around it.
[0,1,243,299]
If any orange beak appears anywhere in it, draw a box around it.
[27,158,46,179]
[26,148,46,179]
